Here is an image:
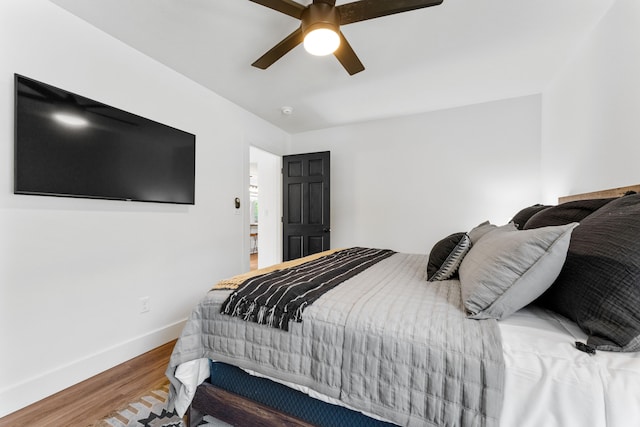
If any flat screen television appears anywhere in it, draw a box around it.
[14,74,196,204]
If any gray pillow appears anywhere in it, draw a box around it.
[459,222,578,320]
[467,221,496,244]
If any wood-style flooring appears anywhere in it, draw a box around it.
[0,340,177,427]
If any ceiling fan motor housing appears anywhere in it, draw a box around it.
[301,3,341,36]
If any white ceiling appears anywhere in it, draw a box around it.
[50,0,615,134]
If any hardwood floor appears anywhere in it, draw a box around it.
[0,340,177,427]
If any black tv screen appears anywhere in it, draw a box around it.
[14,74,195,204]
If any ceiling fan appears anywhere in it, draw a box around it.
[250,0,444,75]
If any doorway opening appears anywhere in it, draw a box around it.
[249,146,282,270]
[249,168,258,270]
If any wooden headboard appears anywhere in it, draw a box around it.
[559,184,640,203]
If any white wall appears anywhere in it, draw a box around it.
[0,0,288,417]
[290,95,542,255]
[541,0,640,202]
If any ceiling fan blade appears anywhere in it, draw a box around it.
[334,32,365,75]
[338,0,443,25]
[252,27,305,70]
[249,0,306,19]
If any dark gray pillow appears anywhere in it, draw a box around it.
[459,222,577,320]
[523,198,614,229]
[426,232,471,281]
[510,204,551,229]
[538,193,640,351]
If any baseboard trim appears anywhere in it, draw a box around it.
[0,319,186,418]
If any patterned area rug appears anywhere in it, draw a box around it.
[94,383,231,427]
[95,383,184,427]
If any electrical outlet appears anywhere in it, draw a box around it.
[139,296,150,313]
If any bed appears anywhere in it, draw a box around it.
[166,185,640,427]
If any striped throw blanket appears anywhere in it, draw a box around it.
[220,247,395,331]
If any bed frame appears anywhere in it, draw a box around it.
[558,184,640,203]
[187,382,314,427]
[185,183,640,427]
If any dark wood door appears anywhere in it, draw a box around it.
[282,151,330,261]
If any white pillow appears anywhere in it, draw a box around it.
[459,222,578,320]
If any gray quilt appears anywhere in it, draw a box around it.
[167,253,505,426]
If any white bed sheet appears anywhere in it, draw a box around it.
[174,304,640,426]
[498,306,640,427]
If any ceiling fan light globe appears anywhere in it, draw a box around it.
[304,28,340,56]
